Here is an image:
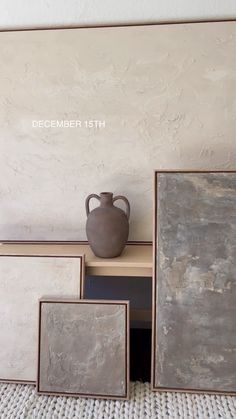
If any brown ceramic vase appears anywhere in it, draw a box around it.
[85,192,130,258]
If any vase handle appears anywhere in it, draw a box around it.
[85,194,100,217]
[113,195,130,220]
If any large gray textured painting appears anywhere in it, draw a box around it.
[37,300,129,399]
[153,171,236,393]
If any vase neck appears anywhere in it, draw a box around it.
[100,192,113,207]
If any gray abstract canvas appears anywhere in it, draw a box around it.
[153,171,236,393]
[38,300,129,399]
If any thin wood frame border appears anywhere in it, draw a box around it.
[151,169,236,395]
[0,253,85,385]
[0,240,152,245]
[0,18,235,33]
[37,298,130,400]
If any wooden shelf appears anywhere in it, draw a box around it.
[0,242,152,277]
[0,242,152,325]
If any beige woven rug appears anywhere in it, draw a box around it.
[0,382,236,418]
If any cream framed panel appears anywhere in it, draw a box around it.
[37,299,130,400]
[0,254,85,383]
[0,22,235,241]
[152,170,236,394]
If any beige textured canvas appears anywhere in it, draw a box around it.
[37,300,129,399]
[0,22,235,241]
[0,255,84,383]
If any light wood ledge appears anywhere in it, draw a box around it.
[0,243,153,277]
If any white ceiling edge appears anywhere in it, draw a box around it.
[0,0,236,30]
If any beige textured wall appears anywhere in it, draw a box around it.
[0,22,235,241]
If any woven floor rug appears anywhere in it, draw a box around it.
[0,382,236,419]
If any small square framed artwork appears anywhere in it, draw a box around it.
[152,170,236,395]
[37,299,130,399]
[0,254,85,383]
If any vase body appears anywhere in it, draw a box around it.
[85,192,130,258]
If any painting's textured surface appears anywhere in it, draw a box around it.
[155,172,236,391]
[39,302,127,397]
[0,23,236,241]
[0,256,82,382]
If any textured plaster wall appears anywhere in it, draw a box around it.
[0,22,236,241]
[0,1,236,30]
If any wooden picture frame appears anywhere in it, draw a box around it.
[37,299,130,400]
[152,170,236,395]
[0,254,85,383]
